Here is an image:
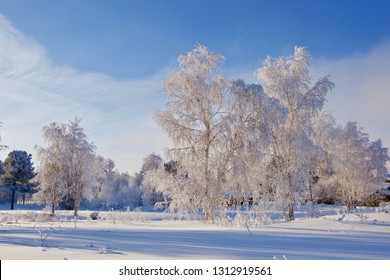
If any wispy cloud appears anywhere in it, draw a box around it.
[0,15,170,173]
[312,41,390,151]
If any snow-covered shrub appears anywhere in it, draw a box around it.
[378,202,390,213]
[132,207,147,222]
[234,212,251,228]
[23,211,57,222]
[90,211,100,220]
[215,210,234,227]
[35,226,55,247]
[97,245,113,254]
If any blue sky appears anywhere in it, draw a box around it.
[2,0,390,77]
[0,0,390,173]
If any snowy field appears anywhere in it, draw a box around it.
[1,204,390,260]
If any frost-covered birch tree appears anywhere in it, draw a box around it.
[310,112,339,204]
[140,153,164,207]
[93,156,117,209]
[66,118,97,216]
[35,122,68,213]
[222,80,276,212]
[35,118,97,216]
[256,47,334,221]
[93,156,141,210]
[332,122,389,209]
[155,45,230,220]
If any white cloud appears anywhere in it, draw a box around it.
[0,15,171,173]
[312,41,390,154]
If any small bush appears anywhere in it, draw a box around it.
[90,212,100,220]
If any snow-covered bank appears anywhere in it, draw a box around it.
[1,206,390,260]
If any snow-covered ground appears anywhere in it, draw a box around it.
[1,204,390,260]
